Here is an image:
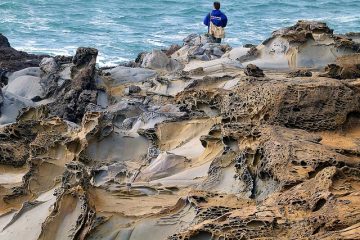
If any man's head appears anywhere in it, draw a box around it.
[214,1,221,10]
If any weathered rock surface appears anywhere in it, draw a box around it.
[0,34,48,71]
[224,20,360,70]
[39,57,59,74]
[286,69,312,78]
[104,66,157,85]
[171,34,232,63]
[320,53,360,79]
[244,63,265,77]
[1,22,360,240]
[48,47,98,122]
[142,49,184,72]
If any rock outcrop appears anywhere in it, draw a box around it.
[244,64,265,77]
[321,53,360,79]
[47,47,98,122]
[225,20,360,69]
[172,34,232,63]
[1,22,360,240]
[142,49,184,72]
[0,33,48,71]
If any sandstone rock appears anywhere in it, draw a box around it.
[320,54,360,79]
[124,85,141,95]
[244,64,265,77]
[272,20,333,43]
[105,66,157,85]
[142,49,183,72]
[232,21,360,70]
[237,46,259,62]
[164,44,181,56]
[2,23,360,240]
[321,63,360,79]
[286,69,312,78]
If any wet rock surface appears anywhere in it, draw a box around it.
[1,22,360,240]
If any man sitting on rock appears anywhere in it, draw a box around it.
[203,1,228,43]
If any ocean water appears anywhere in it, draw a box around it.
[0,0,359,66]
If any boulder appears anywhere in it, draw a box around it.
[286,69,312,78]
[39,57,59,75]
[244,64,265,77]
[171,34,231,63]
[3,75,43,100]
[164,44,181,56]
[125,85,141,95]
[321,63,360,79]
[142,49,183,72]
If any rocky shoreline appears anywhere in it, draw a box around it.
[0,20,360,239]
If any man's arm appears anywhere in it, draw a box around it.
[222,14,228,27]
[203,13,210,26]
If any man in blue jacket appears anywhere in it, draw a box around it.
[203,2,228,43]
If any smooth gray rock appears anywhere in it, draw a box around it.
[3,75,43,100]
[212,47,225,57]
[142,50,183,72]
[106,66,157,85]
[193,46,206,56]
[0,91,34,125]
[7,67,41,83]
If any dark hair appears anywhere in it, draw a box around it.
[214,1,220,10]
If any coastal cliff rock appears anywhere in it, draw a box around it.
[321,53,360,79]
[224,20,360,69]
[0,33,48,71]
[1,21,360,240]
[172,34,232,63]
[47,47,98,122]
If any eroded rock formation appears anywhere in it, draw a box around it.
[1,21,360,240]
[0,34,48,71]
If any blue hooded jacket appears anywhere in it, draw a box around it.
[203,9,228,28]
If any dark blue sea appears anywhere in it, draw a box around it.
[0,0,359,66]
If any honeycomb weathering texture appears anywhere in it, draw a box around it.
[0,21,360,240]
